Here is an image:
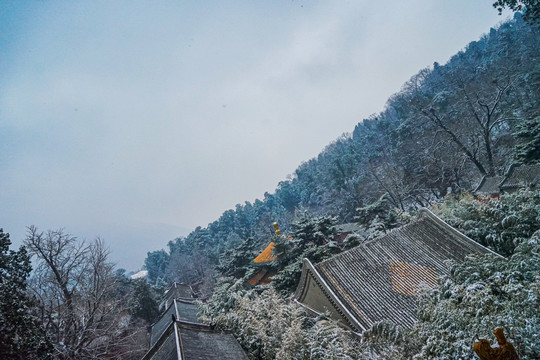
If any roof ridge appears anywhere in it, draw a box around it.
[418,208,503,258]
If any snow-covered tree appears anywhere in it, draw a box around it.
[308,320,360,360]
[25,227,147,360]
[410,235,540,359]
[201,282,361,360]
[435,190,540,256]
[0,228,52,359]
[272,213,340,294]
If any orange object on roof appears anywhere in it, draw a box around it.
[253,242,277,263]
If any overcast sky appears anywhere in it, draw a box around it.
[0,1,511,270]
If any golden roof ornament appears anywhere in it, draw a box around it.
[273,222,281,235]
[473,328,520,360]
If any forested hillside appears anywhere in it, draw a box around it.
[145,13,540,288]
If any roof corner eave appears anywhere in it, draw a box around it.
[294,258,367,332]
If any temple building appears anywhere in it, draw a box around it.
[150,298,200,347]
[247,241,277,286]
[294,209,498,332]
[473,175,505,199]
[143,283,248,360]
[143,321,248,360]
[246,222,282,287]
[159,282,198,312]
[499,163,540,193]
[474,163,540,199]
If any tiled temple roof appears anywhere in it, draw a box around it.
[295,209,497,332]
[252,242,276,264]
[473,176,505,195]
[143,321,179,360]
[143,321,248,360]
[151,301,178,348]
[159,282,196,311]
[146,284,248,360]
[500,163,540,190]
[248,239,279,286]
[176,322,248,360]
[150,299,200,347]
[473,163,540,196]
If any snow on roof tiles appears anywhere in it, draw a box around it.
[500,163,540,190]
[296,209,496,331]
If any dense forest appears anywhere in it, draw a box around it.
[1,7,540,360]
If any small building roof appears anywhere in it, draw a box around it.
[146,280,248,360]
[151,299,200,347]
[177,322,248,360]
[252,242,276,264]
[295,209,498,332]
[500,163,540,190]
[248,240,279,285]
[333,223,362,234]
[160,282,196,311]
[143,321,248,360]
[143,321,179,360]
[473,176,505,196]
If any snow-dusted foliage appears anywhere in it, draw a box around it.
[308,320,360,360]
[357,321,411,359]
[271,213,340,295]
[410,235,540,359]
[435,190,540,256]
[201,281,361,359]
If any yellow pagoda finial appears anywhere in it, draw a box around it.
[273,222,281,235]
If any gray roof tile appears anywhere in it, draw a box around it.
[296,209,496,331]
[177,322,248,360]
[500,163,540,190]
[151,300,200,347]
[474,176,505,195]
[144,322,248,360]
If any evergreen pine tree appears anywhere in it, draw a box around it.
[131,278,159,324]
[513,116,540,163]
[0,229,52,360]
